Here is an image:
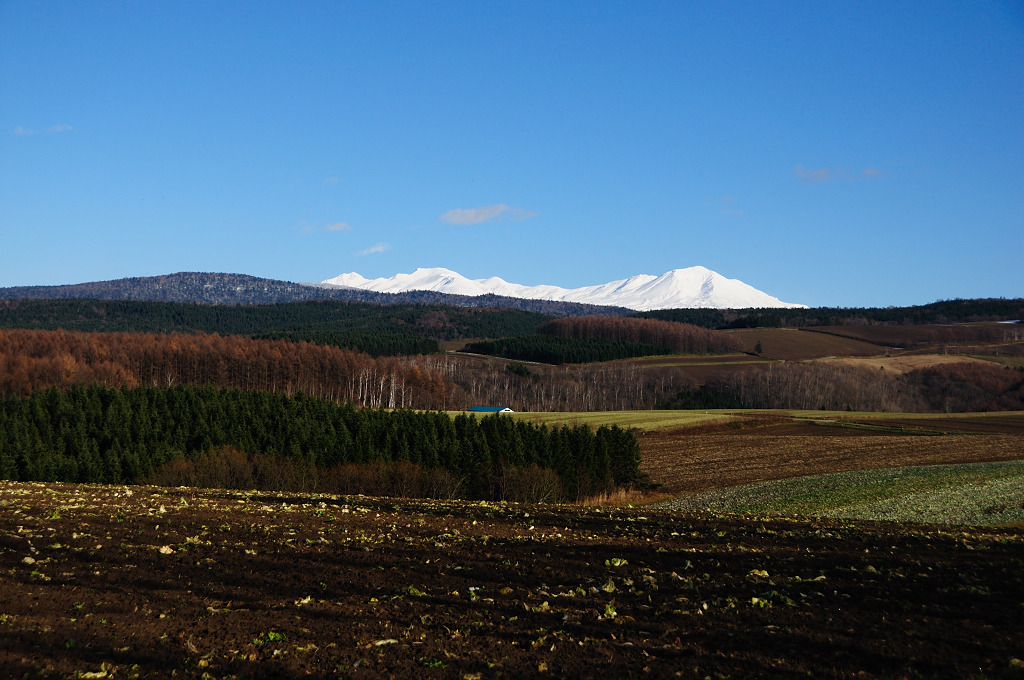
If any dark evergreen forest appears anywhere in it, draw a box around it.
[0,385,642,501]
[636,298,1024,329]
[0,299,548,356]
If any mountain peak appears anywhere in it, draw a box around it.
[321,267,805,310]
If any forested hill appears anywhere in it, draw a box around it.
[0,272,630,316]
[0,298,550,356]
[636,298,1024,329]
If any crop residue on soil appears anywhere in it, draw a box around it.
[1,481,1023,679]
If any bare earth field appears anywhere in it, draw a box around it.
[805,323,1017,349]
[727,328,882,361]
[2,482,1023,680]
[639,419,1024,494]
[837,413,1024,435]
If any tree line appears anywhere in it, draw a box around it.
[4,294,1019,343]
[2,329,1021,415]
[0,384,642,501]
[0,329,453,409]
[462,336,672,364]
[421,354,697,412]
[0,298,549,355]
[256,330,439,357]
[428,353,1024,414]
[636,298,1024,329]
[0,328,684,412]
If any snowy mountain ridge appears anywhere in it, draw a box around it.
[320,267,806,311]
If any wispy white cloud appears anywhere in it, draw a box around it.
[323,177,339,185]
[357,242,391,255]
[300,221,352,234]
[14,124,72,136]
[794,164,885,184]
[793,165,833,184]
[439,204,537,225]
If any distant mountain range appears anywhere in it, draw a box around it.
[0,272,630,315]
[0,267,804,312]
[322,266,806,311]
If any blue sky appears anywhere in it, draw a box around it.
[2,1,1022,307]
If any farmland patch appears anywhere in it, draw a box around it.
[657,460,1024,525]
[726,328,882,360]
[639,423,1024,494]
[821,353,998,375]
[0,481,1021,679]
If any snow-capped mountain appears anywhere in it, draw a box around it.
[320,267,806,311]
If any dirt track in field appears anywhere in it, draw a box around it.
[639,420,1024,494]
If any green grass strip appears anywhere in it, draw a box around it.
[658,461,1024,526]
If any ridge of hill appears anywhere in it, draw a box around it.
[0,272,630,316]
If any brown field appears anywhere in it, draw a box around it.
[833,412,1024,434]
[2,481,1023,680]
[807,322,1019,348]
[820,353,998,374]
[1,411,1022,679]
[616,354,770,383]
[726,328,882,360]
[638,416,1024,494]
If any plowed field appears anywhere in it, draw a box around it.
[1,482,1022,679]
[639,420,1024,494]
[727,328,882,360]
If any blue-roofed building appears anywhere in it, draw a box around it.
[467,406,515,413]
